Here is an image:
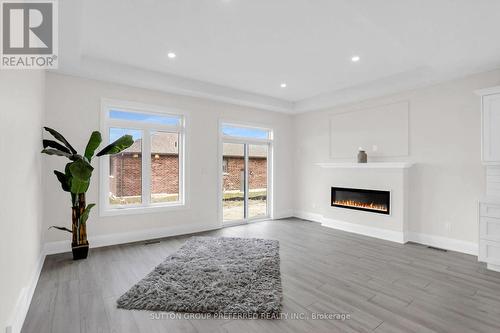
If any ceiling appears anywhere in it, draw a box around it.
[57,0,500,113]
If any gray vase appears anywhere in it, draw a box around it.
[357,150,367,163]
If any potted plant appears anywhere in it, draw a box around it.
[41,127,133,260]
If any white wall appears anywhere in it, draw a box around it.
[0,71,45,332]
[43,73,294,246]
[4,67,499,332]
[293,69,500,246]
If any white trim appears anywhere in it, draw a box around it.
[487,263,500,272]
[406,232,478,256]
[244,144,249,217]
[220,136,272,145]
[101,98,189,120]
[218,119,274,224]
[220,122,273,142]
[55,57,294,113]
[321,217,406,244]
[43,216,475,257]
[43,215,288,256]
[99,99,186,216]
[293,210,324,223]
[221,121,274,133]
[273,210,294,219]
[142,128,151,206]
[293,211,478,255]
[316,162,414,169]
[43,214,294,256]
[222,217,272,228]
[98,202,189,217]
[43,223,222,255]
[475,86,500,96]
[268,142,274,219]
[6,253,45,333]
[54,54,500,114]
[293,67,496,113]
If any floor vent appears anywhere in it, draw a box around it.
[427,246,447,252]
[144,240,161,245]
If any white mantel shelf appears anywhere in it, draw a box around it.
[316,162,414,169]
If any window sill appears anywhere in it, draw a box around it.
[100,202,187,217]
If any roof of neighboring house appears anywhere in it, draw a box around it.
[223,143,267,158]
[122,132,179,154]
[121,134,267,157]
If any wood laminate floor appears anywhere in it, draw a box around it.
[22,218,500,333]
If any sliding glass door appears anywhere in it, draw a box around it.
[248,144,268,219]
[221,123,272,224]
[222,142,246,221]
[221,138,271,224]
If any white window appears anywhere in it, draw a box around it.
[100,99,185,215]
[220,122,273,223]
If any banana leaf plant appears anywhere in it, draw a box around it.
[41,127,133,259]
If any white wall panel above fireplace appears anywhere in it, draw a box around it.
[329,101,409,159]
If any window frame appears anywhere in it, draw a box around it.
[221,123,273,141]
[222,158,229,174]
[100,99,186,216]
[218,120,274,225]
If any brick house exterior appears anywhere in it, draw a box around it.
[110,154,179,197]
[109,134,267,198]
[222,157,267,191]
[222,143,267,192]
[110,153,143,197]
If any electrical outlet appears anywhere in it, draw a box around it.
[372,145,378,152]
[445,222,452,234]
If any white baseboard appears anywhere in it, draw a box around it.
[293,211,478,255]
[294,211,405,243]
[406,232,478,256]
[273,209,294,219]
[487,263,500,272]
[293,210,323,223]
[44,213,299,255]
[43,222,222,255]
[6,252,46,333]
[321,217,406,244]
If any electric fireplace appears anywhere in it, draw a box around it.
[331,187,390,215]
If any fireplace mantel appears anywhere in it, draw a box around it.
[316,162,414,169]
[312,162,411,244]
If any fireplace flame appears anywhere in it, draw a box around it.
[333,200,388,212]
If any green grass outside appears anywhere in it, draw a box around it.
[222,190,267,201]
[109,190,266,205]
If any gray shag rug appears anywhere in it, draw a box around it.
[117,236,282,315]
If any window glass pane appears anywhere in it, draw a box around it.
[151,132,180,203]
[109,128,142,206]
[221,125,270,139]
[109,109,181,126]
[222,143,245,221]
[248,144,268,219]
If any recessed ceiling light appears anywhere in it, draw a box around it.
[280,83,287,88]
[351,55,360,62]
[167,52,176,59]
